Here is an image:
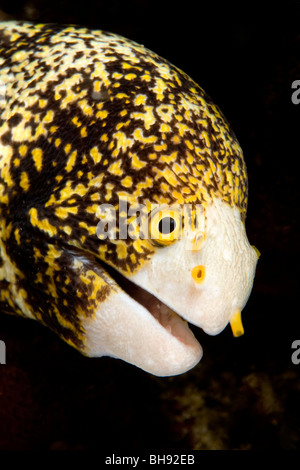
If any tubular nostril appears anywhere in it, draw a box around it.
[191,265,206,283]
[192,232,205,251]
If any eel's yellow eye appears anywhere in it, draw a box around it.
[149,208,181,246]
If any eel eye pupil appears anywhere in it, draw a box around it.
[149,208,181,246]
[158,217,176,234]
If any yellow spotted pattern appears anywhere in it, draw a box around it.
[0,21,248,351]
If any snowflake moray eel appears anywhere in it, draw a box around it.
[0,21,258,376]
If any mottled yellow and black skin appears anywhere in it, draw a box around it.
[0,22,248,351]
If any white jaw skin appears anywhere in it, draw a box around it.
[83,290,203,377]
[82,198,258,377]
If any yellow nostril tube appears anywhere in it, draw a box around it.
[192,232,205,251]
[191,265,206,283]
[252,245,261,259]
[230,310,244,337]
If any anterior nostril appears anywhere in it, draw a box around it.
[191,265,206,283]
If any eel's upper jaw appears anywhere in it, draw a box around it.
[81,273,203,376]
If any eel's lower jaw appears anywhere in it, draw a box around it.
[82,264,202,376]
[105,264,199,348]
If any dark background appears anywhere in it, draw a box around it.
[0,0,299,451]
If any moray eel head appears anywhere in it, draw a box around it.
[85,199,258,376]
[0,21,258,376]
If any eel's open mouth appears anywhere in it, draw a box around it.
[102,261,198,347]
